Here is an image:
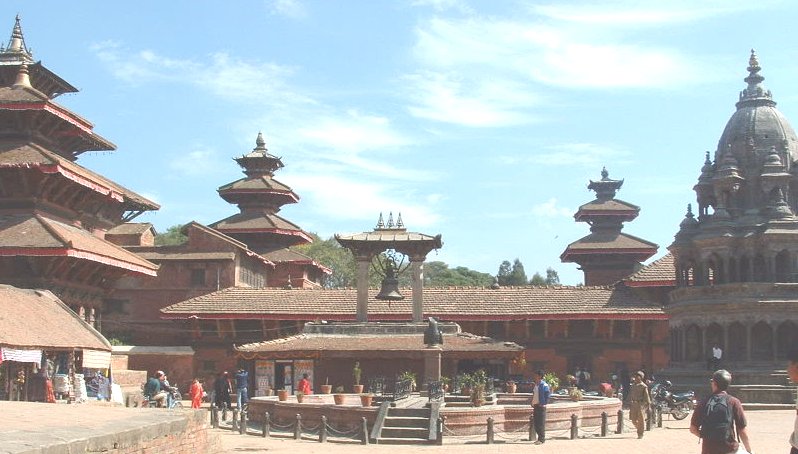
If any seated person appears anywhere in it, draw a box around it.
[159,372,175,408]
[144,371,168,407]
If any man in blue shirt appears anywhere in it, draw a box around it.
[531,369,551,444]
[235,368,249,409]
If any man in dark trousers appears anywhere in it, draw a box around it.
[689,369,753,454]
[530,369,551,444]
[214,371,232,410]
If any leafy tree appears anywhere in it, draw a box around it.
[529,272,546,285]
[424,261,493,287]
[545,267,560,285]
[507,258,528,286]
[497,260,512,285]
[154,224,187,246]
[294,234,357,288]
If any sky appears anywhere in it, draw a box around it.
[4,0,798,285]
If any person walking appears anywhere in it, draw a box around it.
[214,371,232,410]
[530,369,551,444]
[189,378,204,409]
[628,370,651,439]
[689,369,753,454]
[788,349,798,454]
[297,373,312,395]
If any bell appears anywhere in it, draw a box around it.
[376,275,404,300]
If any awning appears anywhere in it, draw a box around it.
[82,349,111,369]
[0,347,42,366]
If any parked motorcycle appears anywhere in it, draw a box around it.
[651,380,695,420]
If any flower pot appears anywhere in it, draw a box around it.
[277,389,288,401]
[507,383,517,394]
[360,394,373,407]
[320,384,332,394]
[333,394,346,405]
[352,384,364,394]
[264,388,274,396]
[296,393,304,403]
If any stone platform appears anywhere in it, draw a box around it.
[0,401,220,454]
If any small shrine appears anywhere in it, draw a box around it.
[335,213,442,322]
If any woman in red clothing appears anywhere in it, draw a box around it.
[189,378,204,409]
[297,373,312,395]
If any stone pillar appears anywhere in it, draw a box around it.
[423,347,442,388]
[356,258,370,322]
[411,259,424,323]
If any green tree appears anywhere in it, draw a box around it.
[154,224,187,246]
[424,261,494,287]
[529,272,546,285]
[497,260,512,285]
[507,258,528,285]
[294,234,357,288]
[545,267,560,285]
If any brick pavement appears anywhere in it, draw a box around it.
[218,410,795,454]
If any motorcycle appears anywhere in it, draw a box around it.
[651,380,695,420]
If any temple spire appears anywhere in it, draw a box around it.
[738,49,774,108]
[12,62,30,88]
[4,15,32,59]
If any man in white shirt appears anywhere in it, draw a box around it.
[709,344,722,370]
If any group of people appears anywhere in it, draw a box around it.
[527,348,798,454]
[212,368,250,410]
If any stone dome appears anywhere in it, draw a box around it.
[715,50,798,167]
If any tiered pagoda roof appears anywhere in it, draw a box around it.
[561,168,657,285]
[211,133,312,250]
[0,17,158,309]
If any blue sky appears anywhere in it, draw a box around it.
[5,1,798,285]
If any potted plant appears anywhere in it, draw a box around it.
[440,376,451,393]
[352,362,364,394]
[398,370,417,391]
[569,387,583,401]
[296,391,305,403]
[333,386,346,405]
[264,387,274,397]
[320,377,332,394]
[506,379,517,394]
[471,383,486,406]
[542,372,560,392]
[459,373,473,396]
[359,392,374,407]
[277,389,288,401]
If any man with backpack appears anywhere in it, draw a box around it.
[689,369,753,454]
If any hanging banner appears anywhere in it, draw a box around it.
[0,347,42,366]
[255,360,274,397]
[81,349,111,369]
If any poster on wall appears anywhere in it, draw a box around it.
[293,359,314,392]
[254,360,274,397]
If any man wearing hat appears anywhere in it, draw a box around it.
[628,370,651,439]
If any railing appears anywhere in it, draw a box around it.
[393,378,412,401]
[367,377,384,396]
[427,380,444,402]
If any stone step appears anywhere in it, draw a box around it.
[375,436,433,445]
[380,427,429,439]
[384,416,428,428]
[388,407,429,418]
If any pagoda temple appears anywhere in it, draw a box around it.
[561,168,658,286]
[665,52,798,404]
[0,17,159,325]
[211,133,328,288]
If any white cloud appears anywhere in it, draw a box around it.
[267,0,307,19]
[167,145,228,177]
[411,0,473,14]
[498,142,630,167]
[405,71,539,127]
[532,198,572,218]
[296,110,411,154]
[287,174,443,228]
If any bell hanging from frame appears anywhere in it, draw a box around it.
[375,275,404,300]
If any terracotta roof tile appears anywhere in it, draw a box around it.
[0,214,158,275]
[106,223,154,235]
[135,251,235,261]
[577,198,639,213]
[0,285,111,351]
[0,141,159,210]
[262,248,332,274]
[212,212,305,232]
[162,285,664,320]
[235,332,523,354]
[625,253,676,286]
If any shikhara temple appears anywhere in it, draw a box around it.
[0,17,795,406]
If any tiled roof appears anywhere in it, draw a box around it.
[336,230,441,243]
[262,248,332,274]
[0,141,159,210]
[235,332,523,354]
[218,176,298,196]
[561,232,658,260]
[135,251,236,261]
[0,285,111,351]
[183,222,274,266]
[162,285,665,320]
[106,223,154,235]
[625,253,676,287]
[212,211,307,233]
[0,214,158,275]
[577,198,639,213]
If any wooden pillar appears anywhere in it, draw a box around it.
[356,258,370,322]
[411,259,424,323]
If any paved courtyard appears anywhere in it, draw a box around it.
[218,409,795,454]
